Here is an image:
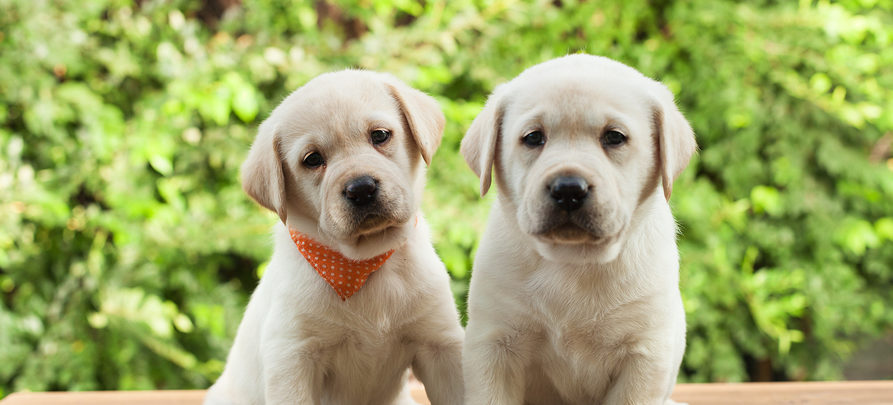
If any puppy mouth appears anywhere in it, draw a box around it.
[530,210,615,245]
[355,214,398,236]
[537,223,601,244]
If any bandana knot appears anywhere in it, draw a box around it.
[288,229,395,301]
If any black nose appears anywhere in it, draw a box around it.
[343,175,378,206]
[549,176,589,212]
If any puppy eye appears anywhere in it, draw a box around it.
[602,130,627,147]
[522,130,545,148]
[302,151,325,168]
[370,129,391,145]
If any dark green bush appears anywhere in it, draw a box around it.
[1,0,891,395]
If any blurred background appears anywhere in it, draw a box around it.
[1,0,892,396]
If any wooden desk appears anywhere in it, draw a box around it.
[2,381,892,404]
[672,381,893,404]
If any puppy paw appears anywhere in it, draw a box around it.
[665,399,688,405]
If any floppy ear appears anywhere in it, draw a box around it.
[386,80,445,166]
[460,90,503,196]
[241,119,288,224]
[651,83,697,201]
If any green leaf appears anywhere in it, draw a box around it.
[874,218,893,241]
[750,186,783,217]
[148,155,173,176]
[232,84,259,123]
[836,219,880,255]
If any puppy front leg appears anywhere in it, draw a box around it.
[602,354,675,405]
[262,338,324,404]
[412,338,464,405]
[463,326,531,405]
[410,305,465,405]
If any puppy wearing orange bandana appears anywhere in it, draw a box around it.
[205,70,463,405]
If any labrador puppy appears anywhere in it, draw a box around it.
[460,54,695,405]
[205,70,464,405]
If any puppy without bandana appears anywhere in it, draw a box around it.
[205,70,464,405]
[461,54,696,405]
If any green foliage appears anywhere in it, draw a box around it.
[1,0,891,394]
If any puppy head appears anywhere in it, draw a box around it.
[242,70,444,259]
[462,54,695,263]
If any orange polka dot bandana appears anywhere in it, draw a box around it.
[288,229,395,301]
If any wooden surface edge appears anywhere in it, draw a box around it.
[2,381,892,405]
[1,390,205,405]
[671,380,893,404]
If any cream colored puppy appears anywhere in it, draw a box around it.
[461,54,695,405]
[205,70,464,405]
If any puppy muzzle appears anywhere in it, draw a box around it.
[338,174,411,237]
[525,173,621,244]
[343,175,379,207]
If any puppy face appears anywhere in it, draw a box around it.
[242,70,444,259]
[462,55,695,263]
